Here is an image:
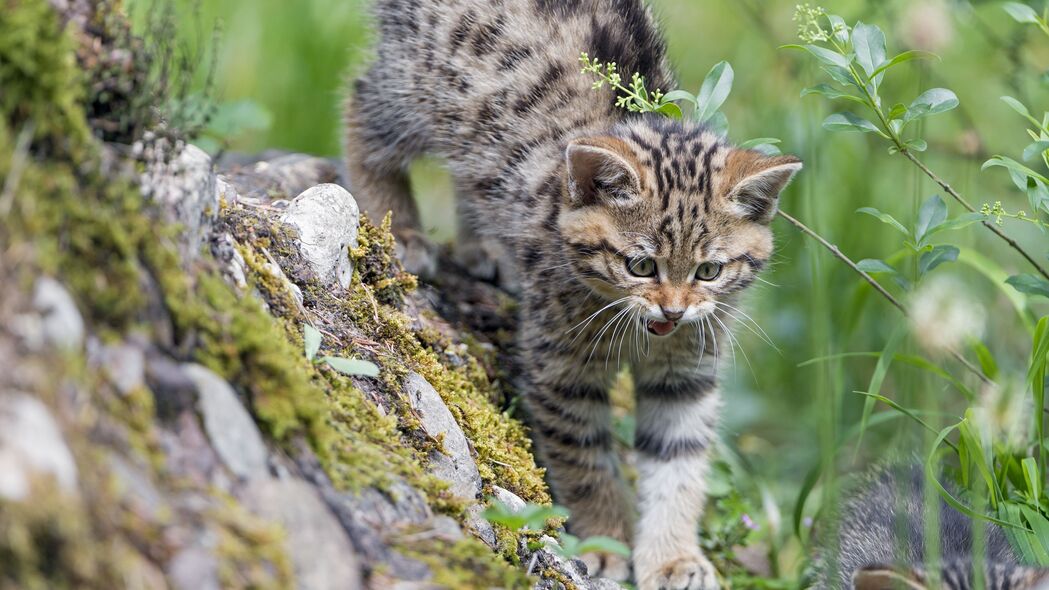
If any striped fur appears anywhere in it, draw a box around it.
[345,1,801,587]
[821,465,1049,590]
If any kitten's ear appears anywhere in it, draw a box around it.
[720,150,803,223]
[852,566,928,590]
[565,136,642,208]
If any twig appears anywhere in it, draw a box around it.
[777,209,992,385]
[901,150,1049,282]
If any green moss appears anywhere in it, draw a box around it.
[212,496,295,590]
[0,0,92,158]
[397,534,534,590]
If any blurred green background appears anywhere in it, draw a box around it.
[134,0,1049,577]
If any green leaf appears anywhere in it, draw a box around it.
[1022,457,1042,502]
[695,61,734,123]
[855,323,907,454]
[982,155,1049,184]
[482,501,569,531]
[661,90,697,106]
[304,324,322,362]
[800,84,866,104]
[571,536,632,558]
[782,44,852,69]
[973,341,999,381]
[1001,95,1044,129]
[1007,274,1049,298]
[827,14,850,45]
[1004,2,1041,24]
[737,137,781,150]
[707,111,729,136]
[856,259,899,274]
[852,22,887,79]
[1023,140,1049,162]
[919,244,959,275]
[823,64,859,88]
[823,112,883,135]
[655,102,683,119]
[925,212,986,238]
[870,50,940,79]
[887,103,908,120]
[322,356,380,377]
[903,88,959,124]
[915,195,948,243]
[905,139,928,152]
[856,207,910,236]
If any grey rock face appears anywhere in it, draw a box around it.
[167,546,221,590]
[139,142,218,262]
[491,485,527,513]
[0,392,79,501]
[279,184,359,290]
[403,372,481,501]
[182,364,269,480]
[31,277,85,351]
[243,477,363,590]
[92,341,146,395]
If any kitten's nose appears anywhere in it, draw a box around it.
[661,307,684,322]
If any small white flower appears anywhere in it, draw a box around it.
[909,275,986,354]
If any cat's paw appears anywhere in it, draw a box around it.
[453,239,499,282]
[635,552,719,590]
[393,229,438,280]
[580,552,630,582]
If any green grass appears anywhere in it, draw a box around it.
[135,0,1049,584]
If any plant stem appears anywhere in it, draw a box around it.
[901,150,1049,281]
[777,209,993,385]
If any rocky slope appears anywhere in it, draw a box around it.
[0,1,624,588]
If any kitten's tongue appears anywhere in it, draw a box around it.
[647,320,676,336]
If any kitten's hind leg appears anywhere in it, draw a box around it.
[523,365,632,581]
[453,196,522,292]
[344,78,437,278]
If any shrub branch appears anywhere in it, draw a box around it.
[777,209,993,385]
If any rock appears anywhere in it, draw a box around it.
[0,392,79,501]
[243,477,363,590]
[145,354,199,421]
[211,232,248,289]
[181,364,269,480]
[465,503,498,548]
[92,341,146,395]
[279,184,359,290]
[139,141,217,263]
[32,277,84,351]
[168,546,221,590]
[491,485,527,513]
[527,536,628,590]
[403,372,481,501]
[220,153,344,203]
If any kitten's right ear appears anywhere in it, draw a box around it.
[852,566,927,590]
[565,137,642,208]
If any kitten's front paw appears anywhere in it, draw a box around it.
[580,552,630,582]
[393,229,438,280]
[635,552,719,590]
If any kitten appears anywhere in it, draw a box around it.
[820,464,1049,590]
[344,1,801,588]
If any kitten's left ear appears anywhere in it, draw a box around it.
[720,151,803,224]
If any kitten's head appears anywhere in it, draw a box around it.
[558,117,801,337]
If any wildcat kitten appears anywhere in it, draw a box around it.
[344,1,801,588]
[820,464,1049,590]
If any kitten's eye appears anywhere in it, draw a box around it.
[696,262,723,281]
[626,257,657,278]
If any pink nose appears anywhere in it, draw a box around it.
[661,307,684,322]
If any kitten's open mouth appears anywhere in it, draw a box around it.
[646,320,677,337]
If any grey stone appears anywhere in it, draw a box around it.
[403,372,481,501]
[528,536,628,590]
[465,503,498,548]
[32,277,84,351]
[168,547,221,590]
[139,141,217,262]
[279,184,359,290]
[181,364,269,480]
[491,485,527,513]
[211,232,248,289]
[94,341,146,395]
[243,477,363,590]
[0,392,78,501]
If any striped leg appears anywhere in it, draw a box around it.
[631,371,722,590]
[526,370,632,580]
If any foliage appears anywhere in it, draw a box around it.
[303,323,380,377]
